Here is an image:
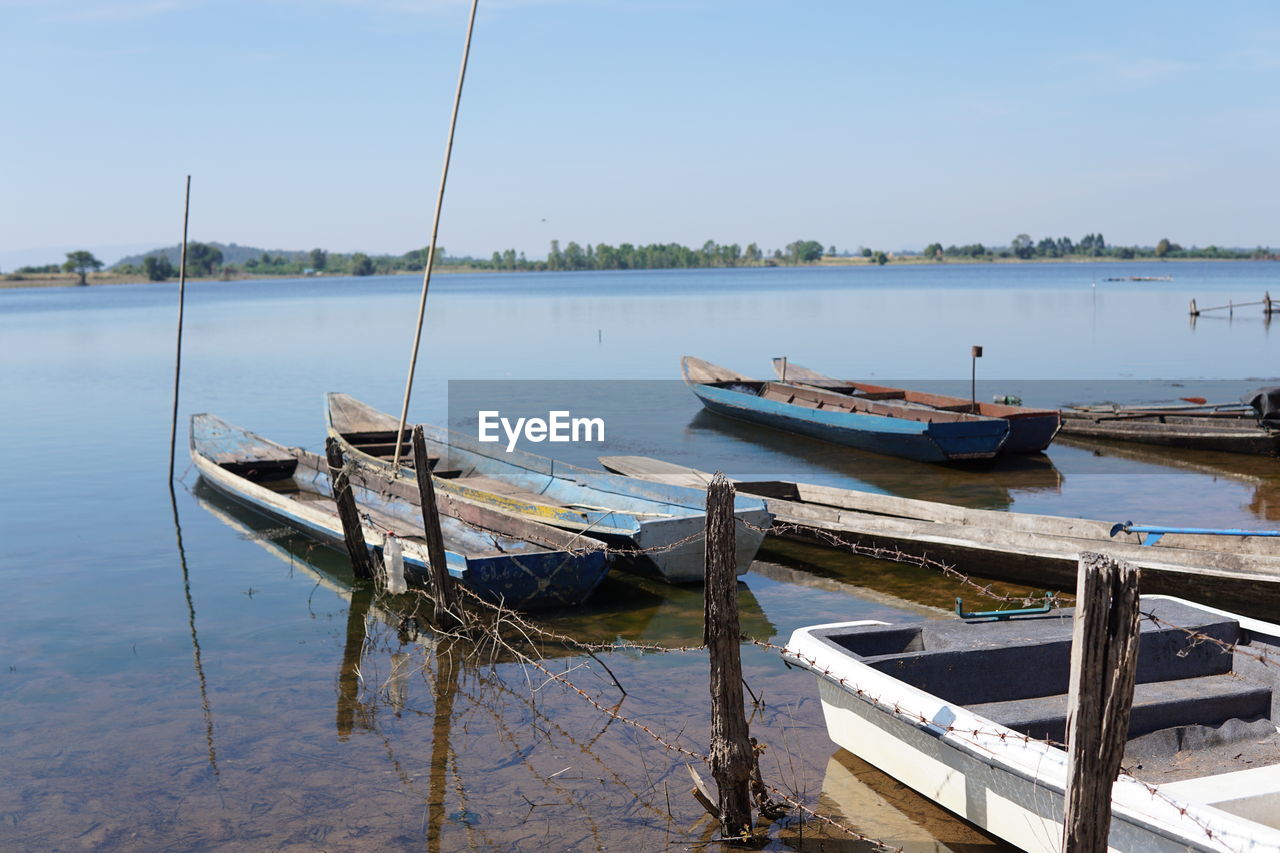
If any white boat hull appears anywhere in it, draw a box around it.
[788,602,1280,853]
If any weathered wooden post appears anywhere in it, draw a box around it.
[1061,552,1141,853]
[325,437,375,580]
[412,425,458,622]
[970,345,983,413]
[704,473,753,839]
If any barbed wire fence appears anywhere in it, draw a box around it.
[196,457,1271,851]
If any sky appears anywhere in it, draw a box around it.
[3,0,1279,267]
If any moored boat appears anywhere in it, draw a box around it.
[771,358,1061,454]
[325,393,772,583]
[1058,408,1280,455]
[599,454,1280,617]
[191,413,610,609]
[784,596,1280,851]
[683,356,1010,463]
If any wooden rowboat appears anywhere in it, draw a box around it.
[599,455,1280,618]
[1058,408,1280,455]
[191,414,611,609]
[770,358,1061,454]
[786,596,1280,851]
[682,357,1010,463]
[325,393,772,584]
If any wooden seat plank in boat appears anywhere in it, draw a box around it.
[966,674,1272,744]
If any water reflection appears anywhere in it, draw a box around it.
[806,752,1012,852]
[1055,434,1280,522]
[685,409,1064,510]
[191,483,935,849]
[169,483,219,776]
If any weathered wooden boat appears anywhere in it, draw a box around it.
[191,413,610,609]
[771,358,1061,454]
[1058,408,1280,455]
[785,596,1280,851]
[325,393,771,583]
[599,455,1280,617]
[682,357,1010,463]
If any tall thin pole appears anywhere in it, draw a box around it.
[168,175,192,483]
[392,0,480,471]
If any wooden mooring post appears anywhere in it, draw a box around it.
[324,437,375,580]
[703,473,754,839]
[1061,552,1141,853]
[412,425,458,623]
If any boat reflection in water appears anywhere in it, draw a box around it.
[1057,433,1280,522]
[686,409,1064,511]
[193,482,784,850]
[807,751,1012,852]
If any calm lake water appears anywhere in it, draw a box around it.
[3,261,1277,850]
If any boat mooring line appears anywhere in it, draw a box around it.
[391,0,480,472]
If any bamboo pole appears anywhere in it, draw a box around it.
[167,175,191,482]
[704,474,753,839]
[1061,552,1141,853]
[391,0,480,471]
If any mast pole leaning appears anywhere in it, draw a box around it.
[391,0,480,471]
[168,175,192,483]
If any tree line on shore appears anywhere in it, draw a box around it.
[924,233,1273,262]
[7,234,1275,284]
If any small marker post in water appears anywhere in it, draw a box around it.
[970,345,983,414]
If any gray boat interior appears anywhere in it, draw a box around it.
[806,598,1280,785]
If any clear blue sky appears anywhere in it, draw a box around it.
[3,0,1278,267]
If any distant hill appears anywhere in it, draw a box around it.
[113,242,312,268]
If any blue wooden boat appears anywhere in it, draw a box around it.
[771,358,1061,454]
[190,413,611,610]
[325,393,772,583]
[683,357,1010,463]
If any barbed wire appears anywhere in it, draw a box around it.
[190,459,1273,850]
[1139,610,1278,668]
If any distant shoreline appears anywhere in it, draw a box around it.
[1,255,1269,291]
